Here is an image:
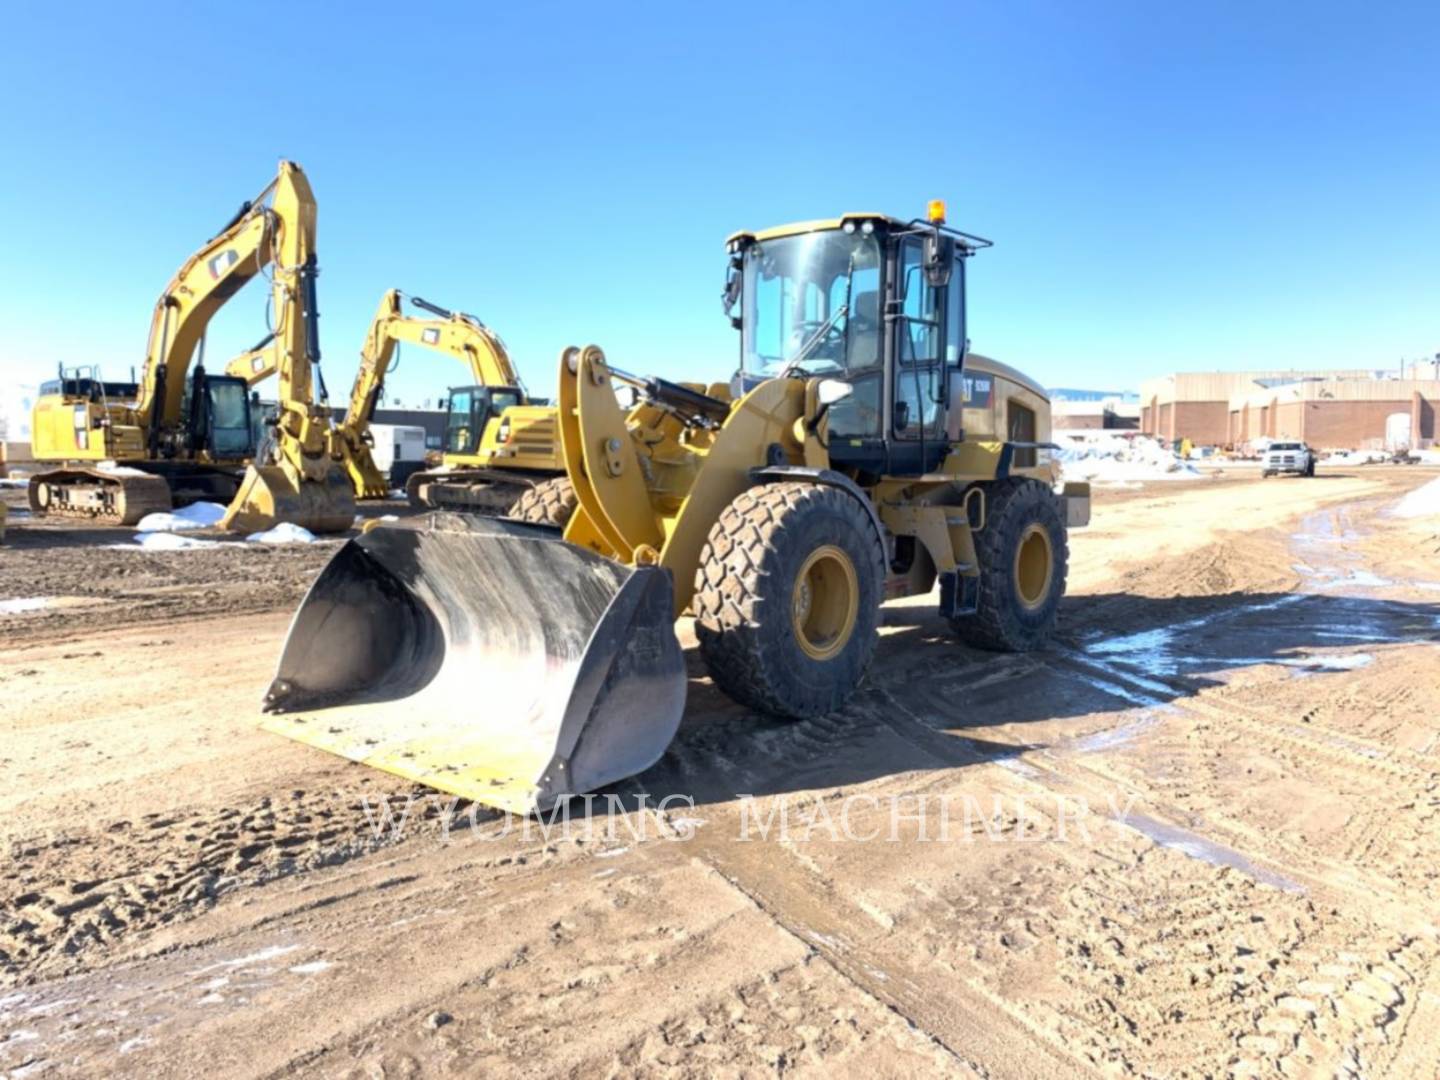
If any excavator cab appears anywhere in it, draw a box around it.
[443,384,523,455]
[179,370,255,461]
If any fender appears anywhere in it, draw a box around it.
[748,465,886,554]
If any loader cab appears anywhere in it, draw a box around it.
[729,209,988,478]
[443,385,524,455]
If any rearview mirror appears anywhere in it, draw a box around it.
[721,256,742,326]
[924,233,953,288]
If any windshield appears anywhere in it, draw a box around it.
[445,386,522,454]
[208,381,254,457]
[742,231,881,378]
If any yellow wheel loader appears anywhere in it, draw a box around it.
[262,205,1090,814]
[27,161,352,533]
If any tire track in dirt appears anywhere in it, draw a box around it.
[0,784,439,986]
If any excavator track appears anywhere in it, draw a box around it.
[404,467,540,514]
[28,468,174,527]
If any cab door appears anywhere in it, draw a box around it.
[887,237,958,475]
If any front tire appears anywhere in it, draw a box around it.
[951,478,1068,652]
[694,483,885,719]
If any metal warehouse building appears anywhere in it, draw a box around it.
[1140,369,1440,450]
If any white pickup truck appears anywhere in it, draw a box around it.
[1262,441,1316,478]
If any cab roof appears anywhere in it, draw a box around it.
[726,213,904,246]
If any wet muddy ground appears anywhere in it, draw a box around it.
[2,466,1438,1077]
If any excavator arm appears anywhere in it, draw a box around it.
[217,164,354,533]
[133,167,298,446]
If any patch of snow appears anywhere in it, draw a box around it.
[95,461,151,477]
[245,522,317,545]
[288,961,332,975]
[195,944,300,974]
[1055,433,1202,484]
[134,501,227,532]
[0,598,50,615]
[388,488,407,498]
[130,532,228,551]
[1328,449,1389,466]
[1393,476,1440,519]
[0,476,31,488]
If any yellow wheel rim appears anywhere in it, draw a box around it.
[1014,523,1054,610]
[791,545,860,661]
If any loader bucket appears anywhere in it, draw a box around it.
[222,463,356,534]
[260,513,687,814]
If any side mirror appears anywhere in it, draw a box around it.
[894,399,911,430]
[721,256,742,325]
[817,379,853,405]
[924,233,953,288]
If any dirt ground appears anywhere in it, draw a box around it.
[2,466,1438,1078]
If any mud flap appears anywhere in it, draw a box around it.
[260,513,687,814]
[221,463,356,534]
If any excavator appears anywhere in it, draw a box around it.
[393,297,564,514]
[226,290,561,508]
[261,203,1091,815]
[27,161,353,533]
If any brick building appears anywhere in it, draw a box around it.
[1228,379,1439,451]
[1053,398,1140,431]
[1139,369,1396,448]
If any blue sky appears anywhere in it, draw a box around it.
[1,1,1435,407]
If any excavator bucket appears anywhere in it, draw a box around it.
[259,513,687,814]
[222,463,356,534]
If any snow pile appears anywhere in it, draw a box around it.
[134,502,228,532]
[1408,448,1440,465]
[0,598,50,615]
[96,461,152,477]
[245,522,317,545]
[1328,449,1389,466]
[130,532,228,551]
[1393,477,1440,520]
[1055,433,1201,484]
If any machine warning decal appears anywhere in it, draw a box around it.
[963,375,993,407]
[207,249,240,279]
[422,328,441,344]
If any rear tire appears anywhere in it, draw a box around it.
[694,482,885,719]
[951,478,1067,652]
[507,477,577,529]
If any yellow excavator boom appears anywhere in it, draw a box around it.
[218,164,353,534]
